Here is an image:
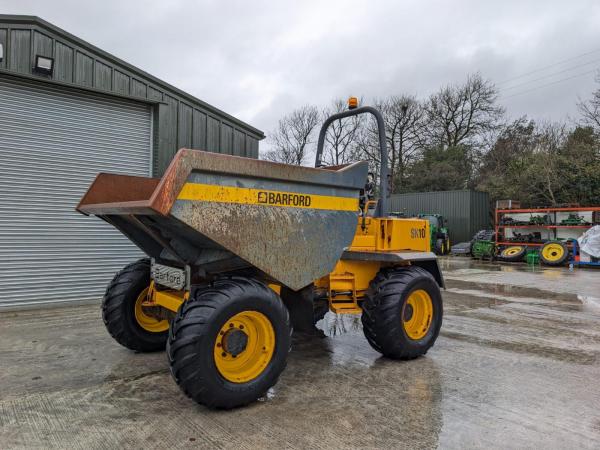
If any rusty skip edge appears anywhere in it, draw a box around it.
[76,148,368,216]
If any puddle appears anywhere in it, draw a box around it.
[319,313,363,337]
[439,255,583,277]
[441,330,598,364]
[445,278,581,304]
[579,295,600,311]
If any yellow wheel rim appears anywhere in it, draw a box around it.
[403,289,433,340]
[542,243,565,261]
[134,287,170,333]
[214,311,275,383]
[502,246,523,257]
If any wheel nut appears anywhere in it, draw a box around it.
[239,325,244,329]
[221,352,226,357]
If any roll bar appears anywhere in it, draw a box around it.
[315,105,389,217]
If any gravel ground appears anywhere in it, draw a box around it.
[1,257,599,449]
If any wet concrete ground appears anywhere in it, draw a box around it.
[1,258,600,449]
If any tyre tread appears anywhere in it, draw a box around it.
[101,258,168,352]
[361,266,442,360]
[167,276,290,409]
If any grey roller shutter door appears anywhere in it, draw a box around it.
[0,77,152,307]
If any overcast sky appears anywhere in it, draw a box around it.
[6,0,600,142]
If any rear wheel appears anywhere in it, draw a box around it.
[499,245,526,262]
[167,277,291,409]
[444,237,451,255]
[361,266,443,359]
[102,258,169,352]
[435,236,451,255]
[434,238,444,255]
[540,241,569,266]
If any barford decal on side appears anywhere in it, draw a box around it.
[257,191,312,207]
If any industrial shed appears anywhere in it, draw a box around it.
[389,190,491,243]
[0,15,264,307]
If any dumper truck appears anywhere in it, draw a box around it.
[77,98,444,409]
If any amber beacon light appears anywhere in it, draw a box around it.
[348,96,358,109]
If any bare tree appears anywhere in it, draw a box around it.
[352,96,426,193]
[423,73,504,149]
[320,99,363,166]
[263,105,319,165]
[526,121,568,206]
[378,96,426,191]
[578,72,600,130]
[353,116,382,184]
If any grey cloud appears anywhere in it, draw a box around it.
[5,0,600,139]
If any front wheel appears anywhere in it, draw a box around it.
[361,266,443,359]
[167,277,291,409]
[101,258,169,352]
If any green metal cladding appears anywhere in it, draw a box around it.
[390,190,491,243]
[0,15,264,176]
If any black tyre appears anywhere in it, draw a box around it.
[361,266,443,360]
[434,238,444,255]
[540,241,569,266]
[167,277,291,409]
[102,258,169,352]
[444,237,451,255]
[280,284,327,331]
[499,245,527,262]
[313,297,329,324]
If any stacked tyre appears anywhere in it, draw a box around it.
[539,241,569,266]
[498,245,527,262]
[498,241,570,266]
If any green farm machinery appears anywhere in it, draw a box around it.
[418,214,451,255]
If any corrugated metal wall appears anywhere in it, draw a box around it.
[0,16,263,176]
[0,77,150,306]
[389,190,491,243]
[469,190,492,241]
